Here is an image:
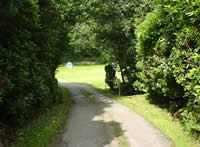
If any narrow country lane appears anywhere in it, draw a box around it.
[52,81,172,147]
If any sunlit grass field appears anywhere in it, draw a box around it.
[56,64,200,147]
[56,64,106,89]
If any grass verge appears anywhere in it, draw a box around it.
[111,121,129,147]
[56,64,200,147]
[82,90,96,103]
[104,92,200,147]
[12,87,71,147]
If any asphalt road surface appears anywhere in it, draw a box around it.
[50,81,172,147]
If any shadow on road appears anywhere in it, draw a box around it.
[49,82,126,147]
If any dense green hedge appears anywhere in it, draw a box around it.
[0,0,71,127]
[136,0,200,132]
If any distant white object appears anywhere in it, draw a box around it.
[66,62,73,68]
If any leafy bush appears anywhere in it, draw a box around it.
[105,64,117,89]
[0,0,72,129]
[136,0,200,132]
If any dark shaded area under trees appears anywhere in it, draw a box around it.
[0,0,78,143]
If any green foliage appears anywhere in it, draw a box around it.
[68,21,101,61]
[136,0,200,132]
[89,0,141,86]
[0,0,74,130]
[12,87,71,147]
[105,64,117,89]
[2,0,200,140]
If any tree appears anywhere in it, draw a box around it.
[85,0,153,94]
[68,20,100,60]
[136,0,200,132]
[0,0,76,128]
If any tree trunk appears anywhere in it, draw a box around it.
[119,65,125,83]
